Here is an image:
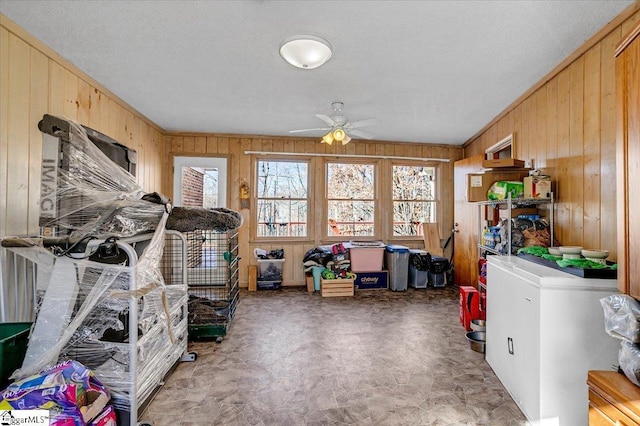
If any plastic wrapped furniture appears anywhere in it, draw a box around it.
[0,229,189,425]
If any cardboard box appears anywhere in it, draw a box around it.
[321,278,354,297]
[504,207,539,218]
[467,170,529,202]
[524,175,552,198]
[353,270,389,290]
[482,158,525,168]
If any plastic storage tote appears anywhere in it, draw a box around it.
[408,249,430,288]
[385,245,410,291]
[343,241,386,271]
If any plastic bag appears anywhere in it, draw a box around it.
[600,294,640,343]
[619,340,640,387]
[0,360,110,426]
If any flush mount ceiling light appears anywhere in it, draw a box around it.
[279,35,332,69]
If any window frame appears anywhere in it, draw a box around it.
[252,156,312,242]
[389,160,441,241]
[323,158,380,241]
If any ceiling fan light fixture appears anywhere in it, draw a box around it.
[322,132,334,145]
[333,128,346,142]
[280,35,332,69]
[342,135,351,145]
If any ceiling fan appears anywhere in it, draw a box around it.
[289,102,377,145]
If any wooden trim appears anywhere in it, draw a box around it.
[616,21,640,56]
[0,13,164,134]
[464,1,640,147]
[165,130,458,149]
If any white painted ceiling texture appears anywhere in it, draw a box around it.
[0,0,634,145]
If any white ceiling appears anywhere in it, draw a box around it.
[0,0,634,145]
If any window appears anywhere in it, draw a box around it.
[256,160,308,237]
[326,162,375,237]
[392,165,436,236]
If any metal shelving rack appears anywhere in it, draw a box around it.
[476,193,554,295]
[477,193,554,257]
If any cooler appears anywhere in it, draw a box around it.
[459,286,481,331]
[385,245,410,291]
[408,249,430,289]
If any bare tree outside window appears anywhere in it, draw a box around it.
[392,165,436,236]
[327,163,375,236]
[203,169,219,208]
[256,160,308,237]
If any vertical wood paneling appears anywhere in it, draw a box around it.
[601,27,621,258]
[28,48,48,235]
[464,11,638,256]
[62,67,78,120]
[556,68,571,246]
[546,79,558,181]
[568,57,585,245]
[583,44,602,249]
[536,88,547,169]
[1,18,165,238]
[0,27,9,235]
[6,34,30,235]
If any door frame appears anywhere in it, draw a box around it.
[172,156,229,208]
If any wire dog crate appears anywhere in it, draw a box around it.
[185,229,239,340]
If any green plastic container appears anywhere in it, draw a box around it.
[188,323,227,340]
[0,322,31,389]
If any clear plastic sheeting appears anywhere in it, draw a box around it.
[0,115,189,423]
[37,114,165,238]
[600,294,640,343]
[1,227,188,419]
[619,340,640,387]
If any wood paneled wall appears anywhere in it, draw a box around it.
[0,15,165,237]
[464,8,640,260]
[165,134,463,287]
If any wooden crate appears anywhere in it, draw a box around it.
[321,278,354,297]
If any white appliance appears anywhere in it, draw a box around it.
[485,255,619,426]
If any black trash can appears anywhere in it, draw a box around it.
[428,255,450,288]
[408,249,430,289]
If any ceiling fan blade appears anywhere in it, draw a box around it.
[349,118,378,129]
[315,114,336,126]
[289,127,331,134]
[348,129,375,140]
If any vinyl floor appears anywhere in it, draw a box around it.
[145,286,526,425]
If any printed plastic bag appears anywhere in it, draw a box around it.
[0,360,110,426]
